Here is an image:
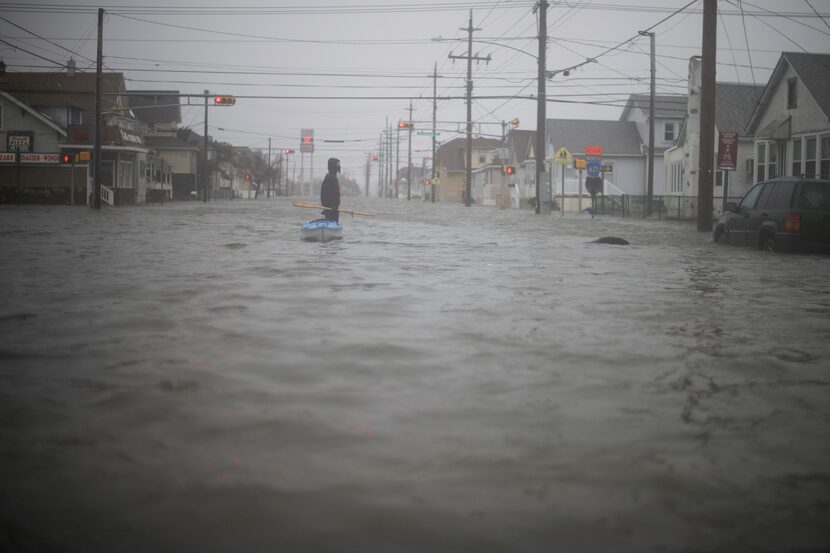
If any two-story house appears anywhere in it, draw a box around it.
[435,136,501,203]
[0,61,149,205]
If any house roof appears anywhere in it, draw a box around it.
[145,136,200,151]
[620,94,687,121]
[746,52,830,133]
[715,82,765,134]
[505,129,535,162]
[437,136,502,171]
[0,70,127,114]
[129,91,182,124]
[0,90,66,136]
[546,119,644,156]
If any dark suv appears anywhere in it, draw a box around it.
[713,177,830,253]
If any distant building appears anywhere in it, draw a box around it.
[435,136,501,203]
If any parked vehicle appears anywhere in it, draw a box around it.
[713,177,830,253]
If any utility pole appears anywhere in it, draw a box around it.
[407,100,413,201]
[640,30,655,218]
[534,0,547,215]
[395,123,400,199]
[450,9,490,207]
[93,8,103,209]
[267,138,272,198]
[432,62,438,203]
[698,0,716,231]
[203,89,209,203]
[378,132,384,197]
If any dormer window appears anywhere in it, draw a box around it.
[787,78,797,109]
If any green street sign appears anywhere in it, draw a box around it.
[416,131,440,136]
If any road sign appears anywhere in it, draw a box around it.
[717,131,738,170]
[300,128,314,153]
[493,148,509,161]
[585,145,603,156]
[585,176,603,196]
[601,164,613,173]
[574,158,586,170]
[417,131,441,136]
[554,147,572,164]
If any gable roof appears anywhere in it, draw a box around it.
[746,52,830,134]
[620,94,687,121]
[546,119,643,156]
[0,71,127,114]
[715,82,765,134]
[505,129,534,162]
[129,91,182,124]
[0,90,66,136]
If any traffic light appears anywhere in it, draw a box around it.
[214,95,236,105]
[501,165,514,175]
[398,121,412,129]
[60,152,75,164]
[370,154,378,161]
[283,149,295,155]
[245,174,252,181]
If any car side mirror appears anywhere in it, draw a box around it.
[725,201,738,212]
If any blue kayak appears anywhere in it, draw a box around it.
[301,219,342,242]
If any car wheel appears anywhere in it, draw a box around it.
[762,236,776,252]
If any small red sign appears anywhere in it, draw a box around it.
[584,145,603,156]
[717,132,738,170]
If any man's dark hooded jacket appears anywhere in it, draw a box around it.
[320,157,341,222]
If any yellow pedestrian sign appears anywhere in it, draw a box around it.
[554,147,573,165]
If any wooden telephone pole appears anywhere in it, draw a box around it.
[450,10,490,207]
[697,0,716,231]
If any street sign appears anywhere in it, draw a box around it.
[493,148,509,161]
[717,131,738,170]
[585,176,603,196]
[574,158,586,170]
[300,128,314,153]
[417,131,440,136]
[554,147,572,164]
[601,164,613,173]
[585,145,603,156]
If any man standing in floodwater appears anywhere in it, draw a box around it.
[320,157,341,223]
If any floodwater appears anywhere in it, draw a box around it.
[1,198,829,553]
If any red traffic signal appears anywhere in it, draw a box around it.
[369,154,378,161]
[244,174,252,181]
[60,153,75,164]
[283,149,295,155]
[214,95,236,105]
[506,166,515,175]
[398,121,412,129]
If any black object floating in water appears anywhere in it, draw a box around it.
[592,236,630,245]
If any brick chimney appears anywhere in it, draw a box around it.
[67,57,76,75]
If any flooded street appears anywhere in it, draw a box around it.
[2,198,829,552]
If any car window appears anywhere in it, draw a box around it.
[739,183,765,210]
[769,181,796,209]
[756,182,777,209]
[798,181,830,211]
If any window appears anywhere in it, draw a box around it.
[118,160,134,188]
[715,170,723,188]
[805,137,817,178]
[740,183,765,210]
[664,122,676,142]
[0,105,4,130]
[756,181,776,209]
[787,78,797,109]
[478,151,486,163]
[821,135,830,180]
[792,139,802,177]
[799,181,830,211]
[770,180,796,209]
[756,142,766,182]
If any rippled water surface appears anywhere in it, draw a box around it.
[2,199,829,552]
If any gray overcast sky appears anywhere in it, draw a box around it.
[2,0,829,193]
